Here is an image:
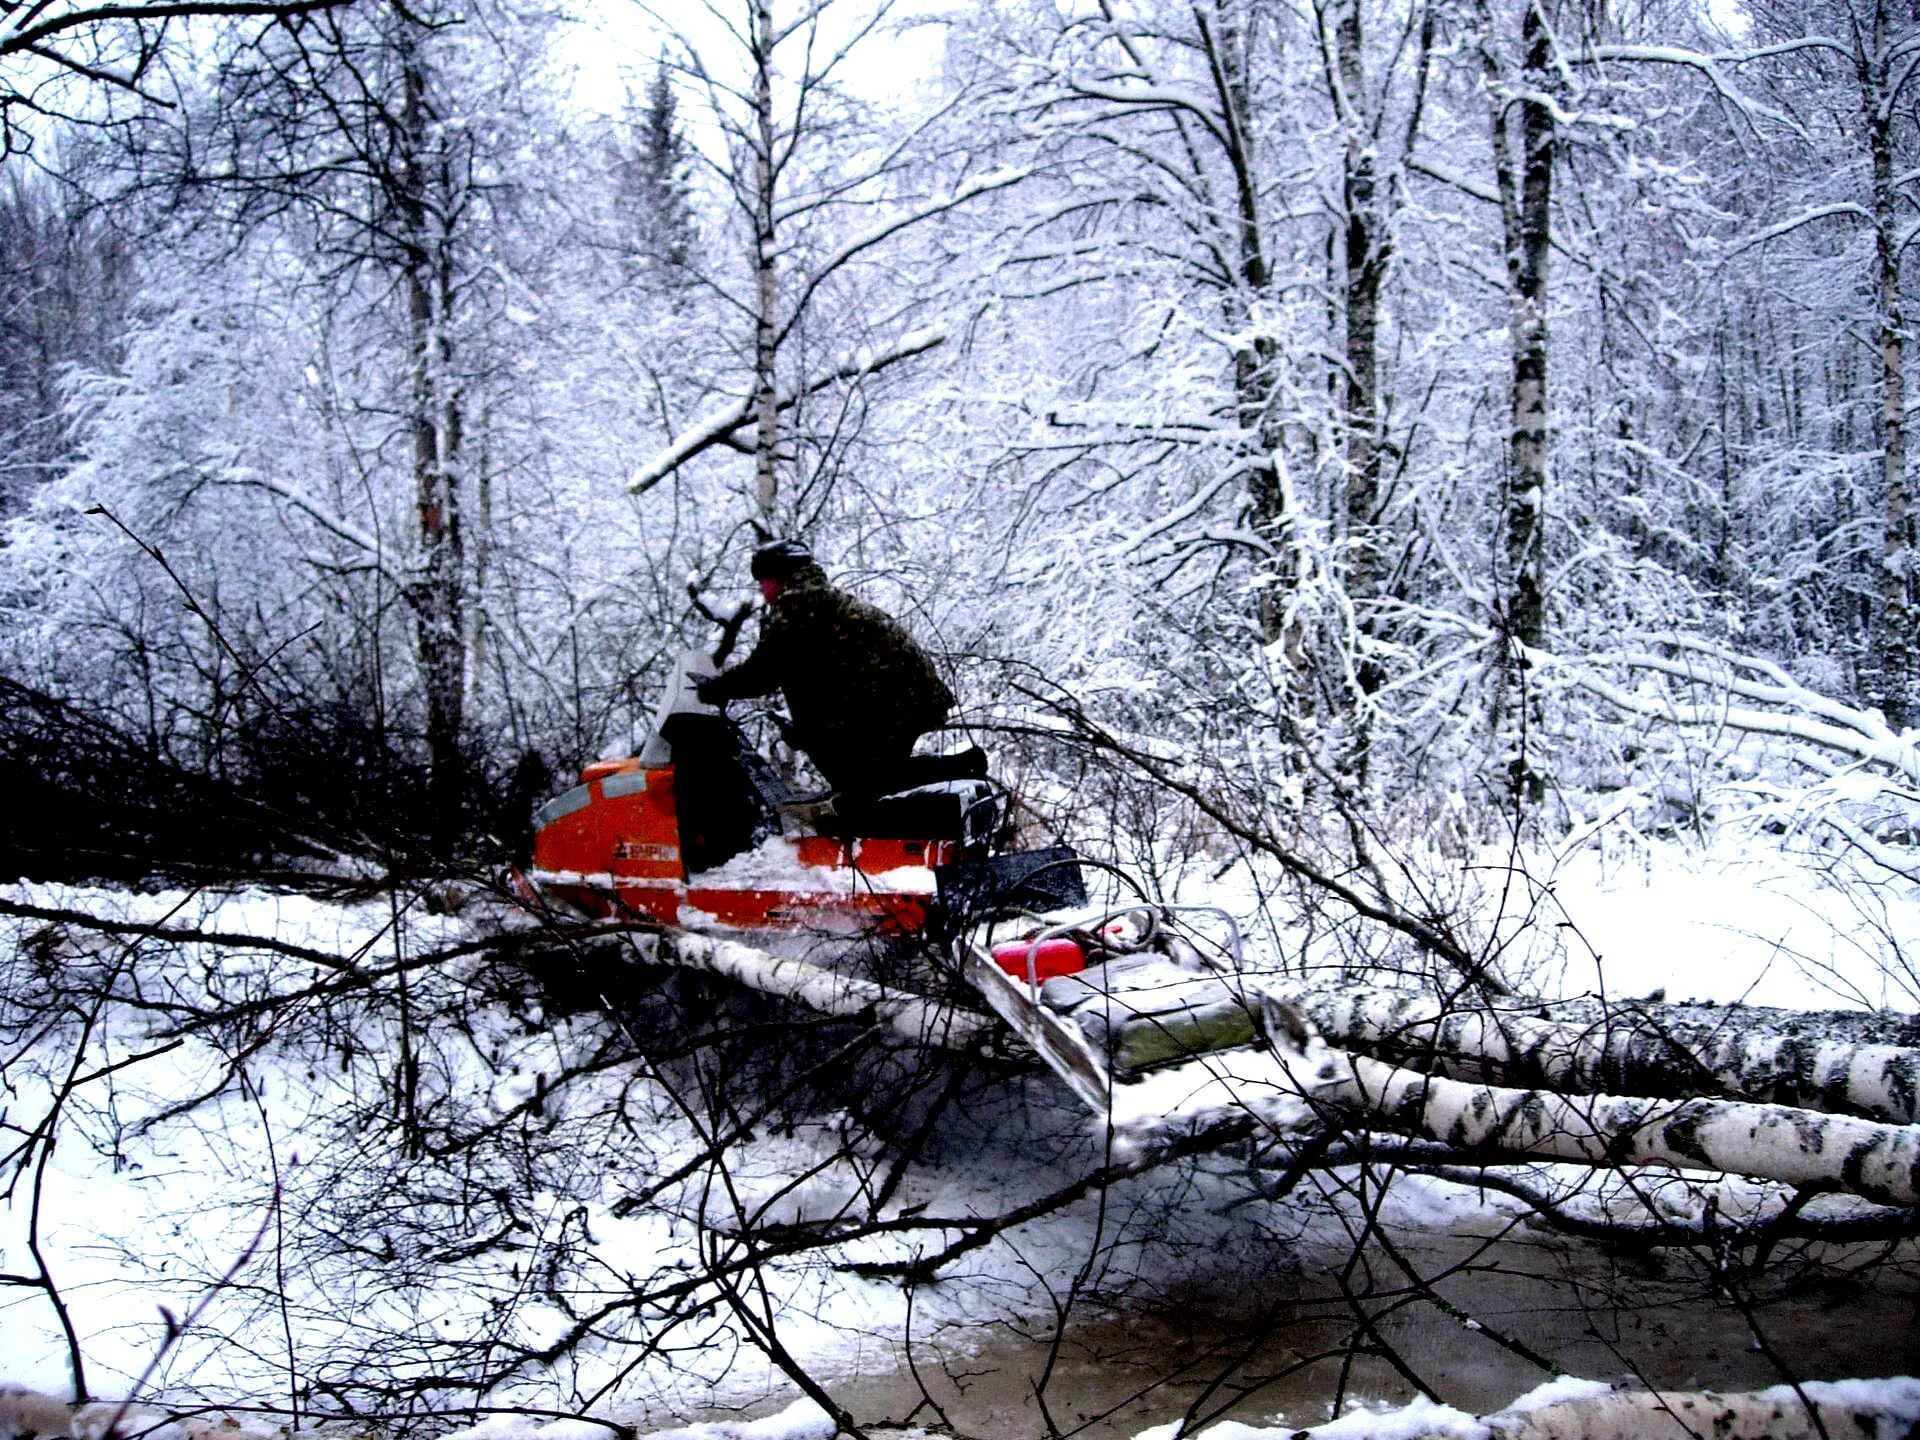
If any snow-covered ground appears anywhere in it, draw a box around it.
[600,1376,1920,1440]
[1538,835,1919,1012]
[1,829,1914,1440]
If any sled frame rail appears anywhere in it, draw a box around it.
[955,904,1253,1115]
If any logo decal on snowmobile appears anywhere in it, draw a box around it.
[615,840,679,863]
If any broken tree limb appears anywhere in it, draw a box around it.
[1297,1046,1920,1208]
[1276,983,1920,1125]
[1542,993,1920,1050]
[627,326,948,495]
[638,930,991,1049]
[1513,635,1920,784]
[1419,1163,1919,1250]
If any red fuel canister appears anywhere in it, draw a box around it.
[991,936,1086,983]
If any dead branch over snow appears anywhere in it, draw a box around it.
[1279,982,1920,1124]
[1513,632,1920,783]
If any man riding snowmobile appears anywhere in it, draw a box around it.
[697,540,977,798]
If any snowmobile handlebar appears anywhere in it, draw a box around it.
[685,579,755,666]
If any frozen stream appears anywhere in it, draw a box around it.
[658,1218,1918,1437]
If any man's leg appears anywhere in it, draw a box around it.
[805,732,913,798]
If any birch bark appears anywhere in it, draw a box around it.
[1301,1046,1920,1207]
[1859,0,1917,730]
[750,0,780,525]
[1480,0,1555,800]
[1276,983,1920,1124]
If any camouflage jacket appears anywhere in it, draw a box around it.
[702,561,955,744]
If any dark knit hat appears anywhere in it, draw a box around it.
[750,539,815,581]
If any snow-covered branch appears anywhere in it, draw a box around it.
[1407,153,1501,204]
[1720,202,1873,258]
[626,326,948,495]
[1577,43,1808,130]
[1518,637,1920,785]
[775,167,1033,347]
[1064,78,1231,152]
[206,471,408,593]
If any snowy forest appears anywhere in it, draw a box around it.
[2,0,1919,1434]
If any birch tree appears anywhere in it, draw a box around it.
[1319,0,1436,766]
[628,0,1023,541]
[1842,0,1918,730]
[1477,0,1556,799]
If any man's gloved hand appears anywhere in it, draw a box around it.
[692,675,723,706]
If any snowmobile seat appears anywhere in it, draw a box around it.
[935,843,1088,923]
[895,744,990,789]
[836,778,998,846]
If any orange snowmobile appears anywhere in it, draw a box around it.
[525,651,1081,936]
[524,651,1286,1122]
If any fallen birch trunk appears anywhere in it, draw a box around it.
[1295,1045,1920,1208]
[1487,1378,1920,1439]
[1297,1377,1920,1440]
[1279,984,1920,1125]
[1542,993,1920,1050]
[638,931,992,1049]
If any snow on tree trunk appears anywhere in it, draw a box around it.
[750,0,779,524]
[1277,983,1920,1124]
[1326,0,1432,776]
[1861,0,1917,731]
[399,33,469,827]
[1505,1,1551,665]
[1331,0,1386,782]
[1334,0,1384,620]
[1193,3,1287,640]
[644,930,992,1048]
[1481,0,1554,801]
[1300,1045,1920,1207]
[1335,1377,1920,1439]
[1481,1377,1920,1440]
